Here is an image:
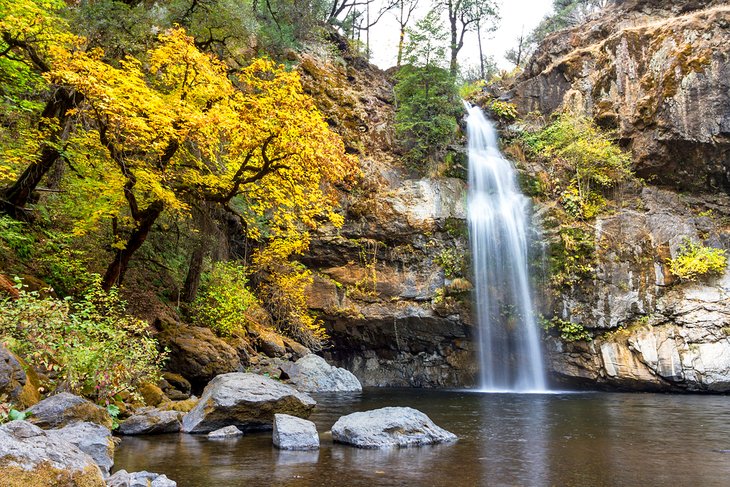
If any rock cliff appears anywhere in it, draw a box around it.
[511,0,730,391]
[296,39,476,387]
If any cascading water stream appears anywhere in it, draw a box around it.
[465,103,547,392]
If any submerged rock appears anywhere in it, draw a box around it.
[119,408,182,435]
[0,420,105,486]
[207,425,243,438]
[331,407,457,448]
[107,469,176,487]
[47,421,115,478]
[281,354,362,393]
[272,413,319,450]
[0,344,39,408]
[26,392,112,429]
[181,373,316,433]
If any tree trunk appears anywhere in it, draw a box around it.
[449,20,458,77]
[1,88,79,218]
[102,200,164,291]
[182,241,207,302]
[477,20,484,79]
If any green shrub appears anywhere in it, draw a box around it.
[0,216,34,260]
[668,239,727,281]
[523,113,632,219]
[542,316,591,342]
[191,261,260,336]
[0,277,165,404]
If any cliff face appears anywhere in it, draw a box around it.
[512,1,730,391]
[296,39,476,387]
[514,1,730,191]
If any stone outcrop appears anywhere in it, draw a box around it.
[0,344,39,408]
[295,38,477,388]
[280,354,362,392]
[0,420,105,486]
[181,373,316,433]
[331,407,457,449]
[512,1,730,191]
[272,414,319,450]
[26,392,112,429]
[543,187,730,391]
[156,323,241,390]
[47,422,115,478]
[119,408,182,435]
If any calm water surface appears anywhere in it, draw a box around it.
[114,389,730,486]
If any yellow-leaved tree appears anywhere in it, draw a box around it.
[47,28,357,295]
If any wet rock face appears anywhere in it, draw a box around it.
[513,2,730,191]
[545,187,730,391]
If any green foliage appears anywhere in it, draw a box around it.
[488,100,518,121]
[551,226,596,287]
[0,277,166,404]
[0,216,34,260]
[523,113,632,219]
[434,248,465,279]
[394,9,460,169]
[106,404,120,430]
[668,239,727,281]
[191,261,260,336]
[542,316,592,342]
[458,79,485,99]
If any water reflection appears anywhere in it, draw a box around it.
[115,389,730,487]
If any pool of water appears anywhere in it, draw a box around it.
[114,389,730,486]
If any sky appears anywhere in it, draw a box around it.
[367,0,555,71]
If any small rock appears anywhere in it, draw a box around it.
[181,373,316,433]
[138,382,167,407]
[156,324,241,388]
[207,425,243,438]
[331,407,457,448]
[282,354,362,393]
[26,392,112,429]
[0,344,39,408]
[160,372,191,400]
[47,421,115,478]
[272,413,319,451]
[107,469,176,487]
[257,329,287,358]
[119,408,182,435]
[282,337,311,360]
[0,420,105,486]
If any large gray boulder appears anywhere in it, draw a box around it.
[107,470,176,487]
[181,373,316,433]
[47,421,115,478]
[331,407,457,449]
[26,392,112,429]
[0,420,105,486]
[281,354,362,393]
[272,413,319,450]
[119,408,182,435]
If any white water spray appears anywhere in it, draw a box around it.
[465,103,547,392]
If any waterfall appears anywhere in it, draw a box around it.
[465,103,547,392]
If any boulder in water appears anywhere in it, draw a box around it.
[207,425,243,438]
[47,421,115,478]
[272,413,319,450]
[281,354,362,393]
[0,420,105,486]
[119,408,182,435]
[181,373,316,433]
[26,392,112,429]
[331,407,457,448]
[107,469,176,487]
